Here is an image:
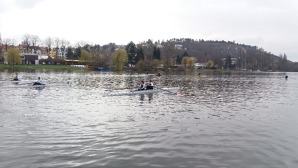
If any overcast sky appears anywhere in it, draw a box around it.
[0,0,297,61]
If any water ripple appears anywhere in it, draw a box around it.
[1,71,298,168]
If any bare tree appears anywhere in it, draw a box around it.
[2,38,12,51]
[54,37,60,49]
[30,35,40,53]
[60,39,66,48]
[53,37,61,58]
[90,45,109,67]
[11,39,16,46]
[161,41,176,70]
[142,39,154,61]
[23,34,31,52]
[44,37,53,55]
[75,41,87,48]
[60,39,70,58]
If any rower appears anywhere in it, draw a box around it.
[146,80,154,90]
[138,80,145,90]
[13,73,19,81]
[33,77,44,85]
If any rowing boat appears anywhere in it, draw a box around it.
[0,84,46,89]
[103,87,179,96]
[0,80,37,84]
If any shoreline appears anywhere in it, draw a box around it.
[0,64,84,70]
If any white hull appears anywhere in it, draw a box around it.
[104,87,179,96]
[0,84,46,89]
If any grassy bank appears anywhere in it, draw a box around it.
[0,64,84,70]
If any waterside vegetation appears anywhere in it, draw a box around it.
[1,34,298,72]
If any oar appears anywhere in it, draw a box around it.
[160,87,179,93]
[20,82,35,85]
[154,84,179,94]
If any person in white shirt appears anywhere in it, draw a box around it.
[33,77,44,85]
[138,80,145,90]
[13,73,19,81]
[146,80,154,90]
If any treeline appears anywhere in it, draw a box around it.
[1,34,297,71]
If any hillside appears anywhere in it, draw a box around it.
[165,38,296,71]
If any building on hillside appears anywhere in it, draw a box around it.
[174,44,183,50]
[49,48,67,58]
[156,44,163,48]
[221,57,239,65]
[194,63,206,69]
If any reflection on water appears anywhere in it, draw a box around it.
[139,93,154,103]
[0,70,298,168]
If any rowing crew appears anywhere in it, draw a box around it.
[12,74,44,86]
[138,80,154,90]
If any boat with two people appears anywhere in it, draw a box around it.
[138,80,154,90]
[104,80,179,96]
[0,77,46,90]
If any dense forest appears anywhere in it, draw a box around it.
[1,34,298,71]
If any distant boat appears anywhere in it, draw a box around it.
[97,67,110,71]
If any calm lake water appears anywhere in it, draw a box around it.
[0,70,298,168]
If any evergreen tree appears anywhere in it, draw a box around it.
[136,47,144,63]
[125,41,137,66]
[66,47,73,59]
[278,53,288,71]
[283,54,288,71]
[224,55,232,69]
[156,47,161,59]
[176,54,182,64]
[73,47,81,59]
[153,46,157,59]
[182,51,189,57]
[153,46,161,60]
